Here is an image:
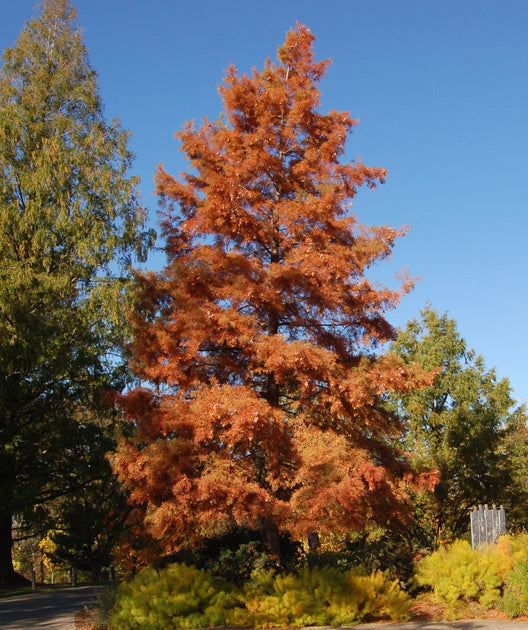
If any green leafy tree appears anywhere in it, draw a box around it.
[35,405,132,583]
[0,0,153,585]
[390,306,523,542]
[12,411,130,584]
[49,478,130,582]
[500,409,528,530]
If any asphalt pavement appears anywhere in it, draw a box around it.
[0,585,102,630]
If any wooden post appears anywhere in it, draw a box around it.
[31,552,36,590]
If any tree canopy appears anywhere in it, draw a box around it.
[390,305,525,541]
[0,0,153,585]
[113,24,435,561]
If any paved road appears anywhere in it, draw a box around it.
[0,585,102,630]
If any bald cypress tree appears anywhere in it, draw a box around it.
[0,0,152,585]
[114,24,435,562]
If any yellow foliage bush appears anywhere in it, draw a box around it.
[109,562,411,629]
[109,563,240,630]
[500,535,528,618]
[239,565,411,628]
[415,538,514,610]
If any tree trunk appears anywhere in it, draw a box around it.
[262,515,282,566]
[0,513,30,587]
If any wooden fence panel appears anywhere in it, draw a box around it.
[470,504,505,549]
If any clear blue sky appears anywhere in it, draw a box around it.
[2,1,528,404]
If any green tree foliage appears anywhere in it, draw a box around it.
[390,306,524,542]
[47,423,130,582]
[500,410,528,529]
[0,0,153,585]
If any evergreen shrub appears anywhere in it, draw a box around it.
[172,528,302,584]
[306,527,417,582]
[209,541,276,584]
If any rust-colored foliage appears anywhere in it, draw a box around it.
[113,24,435,556]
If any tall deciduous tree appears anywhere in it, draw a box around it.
[390,306,523,542]
[500,409,528,529]
[114,24,434,560]
[0,0,153,585]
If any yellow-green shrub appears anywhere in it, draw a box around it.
[415,539,513,609]
[109,562,410,630]
[502,555,528,618]
[109,563,240,630]
[504,533,528,564]
[239,565,411,628]
[501,537,528,618]
[342,571,412,624]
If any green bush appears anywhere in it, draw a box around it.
[414,539,512,610]
[307,527,419,582]
[204,540,278,585]
[170,527,302,585]
[109,563,240,630]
